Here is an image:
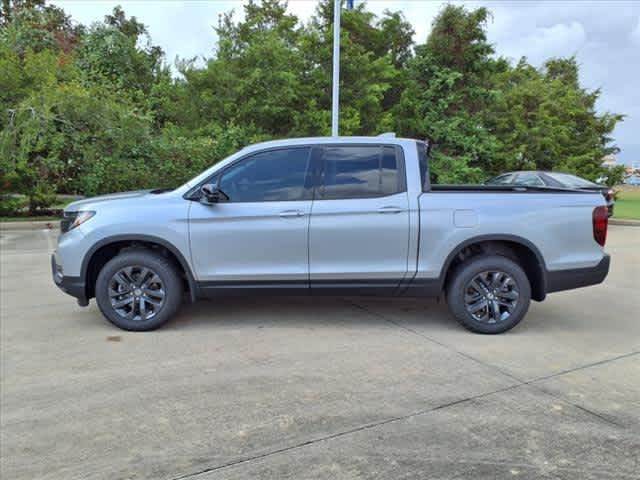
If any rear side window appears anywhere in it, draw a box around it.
[219,147,311,202]
[486,173,515,185]
[514,172,544,186]
[545,172,597,188]
[317,145,404,199]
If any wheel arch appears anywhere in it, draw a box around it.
[440,234,547,301]
[81,234,197,302]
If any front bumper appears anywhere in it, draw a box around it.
[51,254,88,305]
[546,254,610,294]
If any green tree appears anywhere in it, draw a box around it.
[0,0,627,217]
[76,7,163,101]
[0,0,81,54]
[396,5,505,183]
[176,0,305,137]
[296,0,412,135]
[603,165,626,187]
[488,57,623,181]
[0,83,154,209]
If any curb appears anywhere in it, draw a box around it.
[609,219,640,227]
[0,220,59,231]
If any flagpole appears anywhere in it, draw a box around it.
[331,0,341,137]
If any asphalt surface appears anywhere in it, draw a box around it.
[1,226,638,480]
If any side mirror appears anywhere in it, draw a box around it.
[200,184,229,204]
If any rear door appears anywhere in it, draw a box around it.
[309,144,410,294]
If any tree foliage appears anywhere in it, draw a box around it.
[0,0,624,213]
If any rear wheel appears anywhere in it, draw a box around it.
[446,255,531,334]
[95,250,182,331]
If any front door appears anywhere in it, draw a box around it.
[189,147,313,292]
[309,144,410,294]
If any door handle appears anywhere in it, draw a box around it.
[377,206,403,214]
[279,210,305,218]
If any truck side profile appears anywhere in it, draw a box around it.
[52,136,610,333]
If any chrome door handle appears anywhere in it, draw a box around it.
[377,206,403,214]
[279,210,305,218]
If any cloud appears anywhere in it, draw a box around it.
[497,21,587,65]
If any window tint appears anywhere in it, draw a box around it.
[486,173,515,185]
[545,172,597,188]
[319,145,403,199]
[514,172,545,186]
[219,148,311,202]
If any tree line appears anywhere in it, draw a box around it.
[0,0,624,214]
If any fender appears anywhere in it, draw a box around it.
[437,233,548,300]
[81,234,198,302]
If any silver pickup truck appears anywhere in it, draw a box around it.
[52,136,610,333]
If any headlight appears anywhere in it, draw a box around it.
[61,211,95,233]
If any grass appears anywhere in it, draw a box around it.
[613,189,640,220]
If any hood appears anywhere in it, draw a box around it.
[64,190,154,212]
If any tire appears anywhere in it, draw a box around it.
[95,249,183,331]
[446,255,531,334]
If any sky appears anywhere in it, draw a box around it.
[51,0,640,166]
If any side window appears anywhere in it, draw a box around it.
[218,148,311,202]
[514,172,544,186]
[318,145,403,200]
[486,174,515,185]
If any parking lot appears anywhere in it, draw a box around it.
[1,225,639,480]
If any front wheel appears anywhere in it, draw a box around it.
[95,249,183,331]
[446,255,531,334]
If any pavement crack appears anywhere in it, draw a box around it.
[345,300,638,431]
[169,383,523,480]
[567,402,624,428]
[344,299,524,384]
[525,350,640,385]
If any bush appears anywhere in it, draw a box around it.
[29,183,57,212]
[146,124,249,188]
[0,195,25,216]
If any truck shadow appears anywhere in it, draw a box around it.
[165,295,588,336]
[78,294,566,335]
[167,295,457,332]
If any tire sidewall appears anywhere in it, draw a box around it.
[95,251,182,331]
[447,255,531,334]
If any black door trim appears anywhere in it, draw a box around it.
[195,278,415,298]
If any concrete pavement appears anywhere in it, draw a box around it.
[1,226,638,479]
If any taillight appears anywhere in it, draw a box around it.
[592,206,608,247]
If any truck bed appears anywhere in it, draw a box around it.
[430,184,596,194]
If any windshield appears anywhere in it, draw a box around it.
[546,172,597,188]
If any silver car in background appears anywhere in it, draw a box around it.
[486,171,615,216]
